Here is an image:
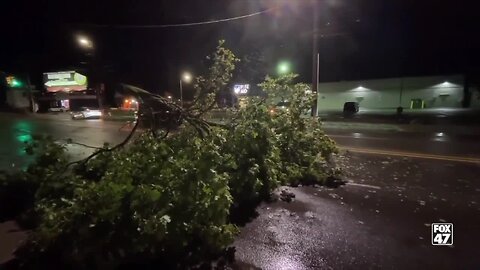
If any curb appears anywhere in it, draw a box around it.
[322,121,480,135]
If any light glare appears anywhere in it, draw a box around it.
[278,61,291,74]
[77,36,93,49]
[182,72,192,82]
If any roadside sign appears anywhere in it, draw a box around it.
[234,84,250,95]
[43,71,88,92]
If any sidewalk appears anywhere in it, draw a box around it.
[322,121,480,135]
[319,108,480,126]
[0,221,27,265]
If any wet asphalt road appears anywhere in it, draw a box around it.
[322,122,480,159]
[1,113,480,269]
[0,113,130,170]
[233,154,480,269]
[327,130,480,159]
[1,113,479,171]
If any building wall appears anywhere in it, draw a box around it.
[317,75,465,111]
[6,89,30,109]
[36,93,98,112]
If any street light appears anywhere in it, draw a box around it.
[312,0,319,117]
[77,35,93,49]
[179,72,192,107]
[75,34,103,110]
[277,61,291,75]
[182,72,192,83]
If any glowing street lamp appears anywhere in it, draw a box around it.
[277,61,291,75]
[77,35,93,49]
[180,72,192,107]
[182,72,192,83]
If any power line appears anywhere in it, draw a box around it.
[88,7,277,29]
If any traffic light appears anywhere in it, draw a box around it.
[5,76,13,86]
[6,76,23,88]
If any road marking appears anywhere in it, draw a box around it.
[329,134,389,141]
[346,182,382,189]
[340,146,480,164]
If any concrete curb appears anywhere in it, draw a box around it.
[322,121,480,135]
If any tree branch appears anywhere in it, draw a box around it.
[63,118,140,170]
[64,141,104,150]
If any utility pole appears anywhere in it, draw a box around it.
[311,0,319,117]
[90,52,104,111]
[25,73,35,112]
[179,72,191,108]
[398,76,403,106]
[77,35,102,110]
[179,79,184,107]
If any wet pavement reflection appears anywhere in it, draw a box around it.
[232,153,480,269]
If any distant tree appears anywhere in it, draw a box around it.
[237,50,267,82]
[191,40,239,114]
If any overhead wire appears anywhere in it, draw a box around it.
[85,7,278,29]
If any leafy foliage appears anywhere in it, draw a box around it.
[13,130,238,269]
[0,136,70,224]
[0,43,338,269]
[259,74,338,185]
[219,100,282,209]
[190,40,240,115]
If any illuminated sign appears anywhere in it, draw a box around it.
[43,71,88,92]
[233,84,250,95]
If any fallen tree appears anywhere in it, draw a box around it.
[0,41,338,269]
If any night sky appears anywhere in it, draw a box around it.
[1,0,479,95]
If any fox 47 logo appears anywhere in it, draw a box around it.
[431,223,453,246]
